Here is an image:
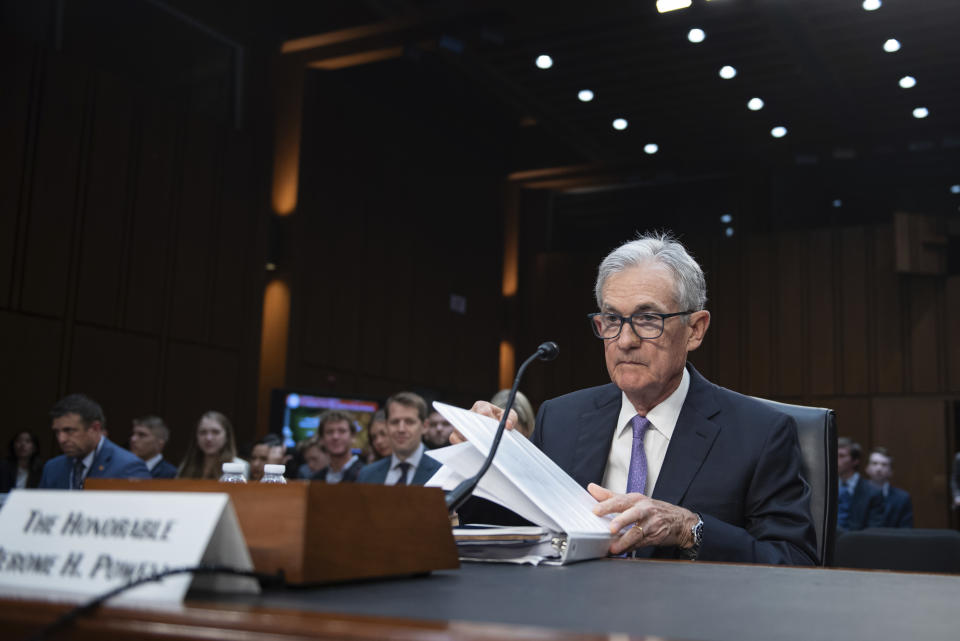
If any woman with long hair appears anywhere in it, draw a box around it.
[366,409,392,463]
[0,431,44,492]
[177,411,248,480]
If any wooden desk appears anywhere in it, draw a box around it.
[3,559,958,641]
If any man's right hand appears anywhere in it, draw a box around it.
[449,401,519,444]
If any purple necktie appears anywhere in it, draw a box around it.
[627,415,651,494]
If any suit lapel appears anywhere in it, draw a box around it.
[89,438,113,478]
[413,456,440,485]
[570,385,621,487]
[651,365,721,505]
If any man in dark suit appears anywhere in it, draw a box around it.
[468,232,817,564]
[836,437,884,531]
[865,446,913,528]
[311,410,365,483]
[357,392,441,485]
[39,394,150,489]
[129,415,178,479]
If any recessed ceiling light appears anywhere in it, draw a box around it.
[862,0,881,10]
[656,0,692,12]
[644,143,659,154]
[719,65,737,80]
[899,76,917,89]
[720,214,733,224]
[725,227,735,238]
[883,39,901,53]
[832,200,843,208]
[747,97,764,111]
[578,89,594,102]
[950,184,960,194]
[535,54,553,69]
[771,126,788,138]
[913,107,929,119]
[612,118,628,131]
[687,28,706,44]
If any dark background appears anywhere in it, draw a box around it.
[2,0,959,527]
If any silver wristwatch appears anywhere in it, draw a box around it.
[684,514,703,560]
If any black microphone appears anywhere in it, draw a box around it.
[445,341,559,513]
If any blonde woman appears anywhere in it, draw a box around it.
[177,411,248,480]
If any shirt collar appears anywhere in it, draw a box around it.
[845,472,860,491]
[79,436,104,471]
[391,442,425,470]
[615,366,690,440]
[145,453,164,471]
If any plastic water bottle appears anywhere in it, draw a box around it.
[260,464,287,484]
[219,462,247,483]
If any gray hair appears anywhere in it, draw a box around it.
[594,231,707,312]
[134,415,170,443]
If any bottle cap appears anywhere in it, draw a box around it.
[221,462,245,474]
[264,464,286,475]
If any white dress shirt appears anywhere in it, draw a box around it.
[385,443,425,485]
[601,367,690,495]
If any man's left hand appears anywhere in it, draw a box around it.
[588,483,699,555]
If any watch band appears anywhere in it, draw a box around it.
[684,513,704,560]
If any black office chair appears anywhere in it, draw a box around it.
[752,397,838,567]
[835,528,960,573]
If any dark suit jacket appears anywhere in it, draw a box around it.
[881,485,913,528]
[356,453,441,486]
[532,364,817,565]
[150,457,178,479]
[312,459,365,483]
[844,478,885,531]
[38,438,151,489]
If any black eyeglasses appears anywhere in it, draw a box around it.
[587,310,694,340]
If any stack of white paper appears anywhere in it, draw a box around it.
[425,402,612,565]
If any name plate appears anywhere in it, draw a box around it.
[0,490,259,605]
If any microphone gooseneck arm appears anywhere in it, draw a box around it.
[445,341,558,513]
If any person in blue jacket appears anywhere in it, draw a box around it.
[38,393,150,489]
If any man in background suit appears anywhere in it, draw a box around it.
[468,232,817,564]
[311,410,365,483]
[837,437,884,531]
[39,393,150,489]
[129,415,177,479]
[865,446,913,528]
[357,392,440,485]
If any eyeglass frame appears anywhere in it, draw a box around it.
[587,310,696,341]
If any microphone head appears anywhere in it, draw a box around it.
[537,341,560,361]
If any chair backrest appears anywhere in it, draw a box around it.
[835,528,960,573]
[751,397,837,566]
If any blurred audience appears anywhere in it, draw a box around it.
[312,410,364,483]
[0,431,44,492]
[297,436,329,479]
[865,446,913,528]
[358,391,440,486]
[366,409,391,462]
[39,393,149,489]
[178,411,248,480]
[490,389,535,439]
[129,415,177,479]
[837,437,884,531]
[249,433,285,482]
[424,409,454,449]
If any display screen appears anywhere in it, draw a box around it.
[270,389,380,451]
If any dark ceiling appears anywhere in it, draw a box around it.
[7,0,960,238]
[275,0,960,177]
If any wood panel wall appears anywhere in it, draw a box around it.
[0,36,266,465]
[519,224,960,528]
[282,63,506,408]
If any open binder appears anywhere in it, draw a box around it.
[426,402,613,565]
